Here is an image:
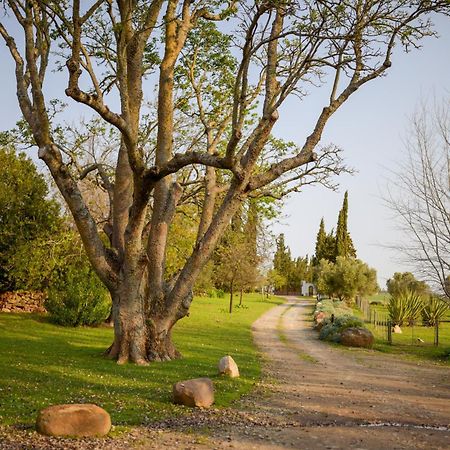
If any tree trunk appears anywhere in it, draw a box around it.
[229,280,234,314]
[105,283,187,364]
[239,288,243,306]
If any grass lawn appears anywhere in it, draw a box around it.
[0,293,283,428]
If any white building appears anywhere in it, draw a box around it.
[300,281,317,297]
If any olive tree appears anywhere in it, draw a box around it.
[1,1,449,364]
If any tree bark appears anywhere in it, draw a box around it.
[105,281,188,363]
[229,280,234,314]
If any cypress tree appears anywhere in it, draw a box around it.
[335,191,356,258]
[314,218,327,264]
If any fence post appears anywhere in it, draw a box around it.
[434,320,439,347]
[387,320,392,345]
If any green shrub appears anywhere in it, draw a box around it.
[215,289,225,298]
[45,264,111,327]
[319,315,365,342]
[422,296,449,326]
[314,299,352,319]
[388,290,424,326]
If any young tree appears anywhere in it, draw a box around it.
[387,100,450,301]
[335,191,356,259]
[1,1,449,363]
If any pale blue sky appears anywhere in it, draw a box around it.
[0,13,449,287]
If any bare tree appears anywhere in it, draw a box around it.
[1,1,449,363]
[387,99,450,301]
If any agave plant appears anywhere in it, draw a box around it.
[422,296,449,326]
[388,290,424,326]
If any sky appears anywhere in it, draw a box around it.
[0,11,449,288]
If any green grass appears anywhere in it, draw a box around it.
[368,321,450,363]
[0,293,284,427]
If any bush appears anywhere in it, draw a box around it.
[422,296,449,326]
[388,290,424,326]
[45,265,111,327]
[314,299,352,320]
[319,315,365,342]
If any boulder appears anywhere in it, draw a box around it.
[393,325,402,334]
[36,404,111,437]
[173,378,214,408]
[218,355,240,378]
[340,327,374,348]
[314,311,326,323]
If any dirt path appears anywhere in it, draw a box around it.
[2,297,449,449]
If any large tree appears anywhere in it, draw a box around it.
[1,1,449,363]
[387,100,450,300]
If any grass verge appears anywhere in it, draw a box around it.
[0,293,284,427]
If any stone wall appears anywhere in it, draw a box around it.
[0,291,47,313]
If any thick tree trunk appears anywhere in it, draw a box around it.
[105,283,188,364]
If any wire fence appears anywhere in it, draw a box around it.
[355,296,444,347]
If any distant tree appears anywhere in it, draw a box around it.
[0,147,61,291]
[267,268,287,293]
[335,191,357,259]
[386,272,429,298]
[313,218,327,264]
[273,234,292,278]
[316,256,378,303]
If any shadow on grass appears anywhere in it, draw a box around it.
[0,294,279,427]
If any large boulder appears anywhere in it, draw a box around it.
[340,327,374,348]
[218,355,240,378]
[173,378,214,408]
[36,404,111,437]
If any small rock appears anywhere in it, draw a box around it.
[218,355,240,378]
[340,327,374,348]
[36,403,111,437]
[393,325,402,334]
[173,378,214,408]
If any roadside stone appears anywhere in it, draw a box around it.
[173,378,214,408]
[340,327,374,348]
[36,403,111,437]
[393,325,402,334]
[218,356,240,378]
[314,311,326,323]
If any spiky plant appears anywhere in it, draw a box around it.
[388,290,424,326]
[422,296,449,326]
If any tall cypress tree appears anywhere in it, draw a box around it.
[313,218,327,264]
[335,191,356,258]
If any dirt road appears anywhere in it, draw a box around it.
[2,297,449,449]
[147,296,450,449]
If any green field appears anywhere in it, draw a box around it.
[0,293,283,427]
